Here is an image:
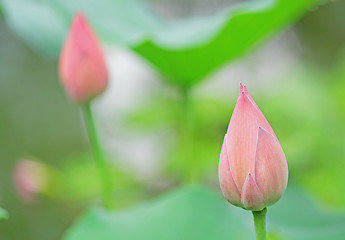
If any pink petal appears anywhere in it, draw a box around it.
[239,84,259,111]
[242,85,262,115]
[226,89,275,191]
[242,84,277,138]
[219,135,241,206]
[241,173,265,210]
[59,12,108,103]
[254,128,288,206]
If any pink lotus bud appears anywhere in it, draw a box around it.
[13,159,46,202]
[59,13,108,104]
[219,84,288,211]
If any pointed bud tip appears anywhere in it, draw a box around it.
[239,83,251,100]
[239,83,245,94]
[71,12,89,36]
[74,12,84,20]
[75,11,85,19]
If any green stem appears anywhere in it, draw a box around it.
[252,208,267,240]
[82,103,114,210]
[180,86,195,184]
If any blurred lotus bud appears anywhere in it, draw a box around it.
[219,84,288,211]
[13,159,46,202]
[59,12,108,104]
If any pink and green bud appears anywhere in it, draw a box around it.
[59,13,108,104]
[219,84,288,211]
[13,159,46,202]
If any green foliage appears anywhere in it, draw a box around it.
[0,0,318,86]
[0,208,9,220]
[133,0,319,86]
[64,185,345,240]
[267,232,286,240]
[297,55,345,208]
[64,186,252,240]
[126,92,231,182]
[269,186,345,240]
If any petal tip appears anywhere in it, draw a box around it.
[241,173,265,210]
[239,83,246,96]
[257,127,265,136]
[239,82,244,90]
[257,126,277,142]
[72,12,86,26]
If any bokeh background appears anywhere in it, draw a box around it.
[1,0,345,239]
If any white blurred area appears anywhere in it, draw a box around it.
[96,47,165,182]
[93,0,302,182]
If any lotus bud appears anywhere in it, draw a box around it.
[59,13,108,104]
[13,159,46,202]
[219,84,288,211]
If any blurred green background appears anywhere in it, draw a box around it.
[1,0,345,239]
